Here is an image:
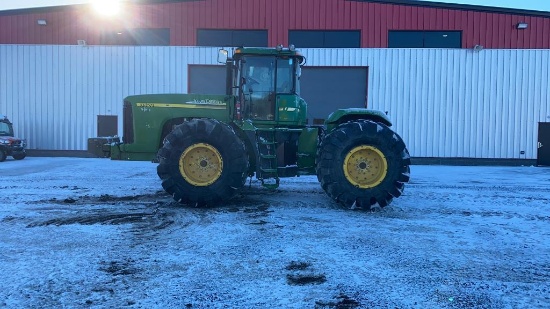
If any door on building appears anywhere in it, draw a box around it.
[97,115,118,137]
[300,67,368,124]
[187,65,369,124]
[188,65,226,94]
[538,122,550,166]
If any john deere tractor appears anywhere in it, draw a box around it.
[110,46,410,209]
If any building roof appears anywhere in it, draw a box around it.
[357,0,550,17]
[1,0,549,18]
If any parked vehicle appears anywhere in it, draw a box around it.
[0,115,27,162]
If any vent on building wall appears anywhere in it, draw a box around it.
[77,40,87,46]
[473,44,484,52]
[516,22,528,29]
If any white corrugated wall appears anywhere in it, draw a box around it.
[1,45,549,159]
[303,48,550,159]
[0,45,219,151]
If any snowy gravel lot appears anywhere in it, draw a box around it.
[0,157,549,308]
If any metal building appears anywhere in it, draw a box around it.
[1,0,550,48]
[0,0,549,164]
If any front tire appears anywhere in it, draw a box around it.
[316,120,410,210]
[12,152,26,160]
[157,119,249,206]
[0,149,6,162]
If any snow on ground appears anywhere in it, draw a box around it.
[0,157,549,308]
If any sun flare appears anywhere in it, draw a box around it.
[91,0,122,16]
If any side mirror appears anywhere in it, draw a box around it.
[218,49,228,63]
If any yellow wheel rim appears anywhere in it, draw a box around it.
[343,145,388,188]
[179,143,223,186]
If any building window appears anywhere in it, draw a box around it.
[97,115,118,137]
[100,28,170,46]
[196,29,268,47]
[388,31,462,48]
[289,30,361,48]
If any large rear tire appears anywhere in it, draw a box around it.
[157,119,249,206]
[316,120,410,210]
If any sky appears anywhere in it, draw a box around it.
[0,0,549,12]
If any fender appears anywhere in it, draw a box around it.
[325,108,392,133]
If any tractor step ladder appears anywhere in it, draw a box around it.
[256,128,280,189]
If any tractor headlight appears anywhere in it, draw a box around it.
[0,140,10,145]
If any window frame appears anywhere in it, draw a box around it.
[388,30,462,48]
[288,30,361,48]
[196,29,268,47]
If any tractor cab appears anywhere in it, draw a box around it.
[220,46,308,127]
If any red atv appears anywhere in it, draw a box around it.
[0,115,27,162]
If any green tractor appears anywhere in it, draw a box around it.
[110,46,410,209]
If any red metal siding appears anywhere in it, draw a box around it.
[0,0,549,48]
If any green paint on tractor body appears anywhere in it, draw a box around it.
[111,47,394,173]
[111,93,232,161]
[110,46,411,209]
[326,108,392,132]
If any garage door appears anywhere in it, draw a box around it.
[188,65,226,95]
[300,67,368,124]
[188,65,369,124]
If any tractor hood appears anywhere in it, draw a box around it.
[111,93,233,161]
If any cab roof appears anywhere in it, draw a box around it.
[234,47,303,58]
